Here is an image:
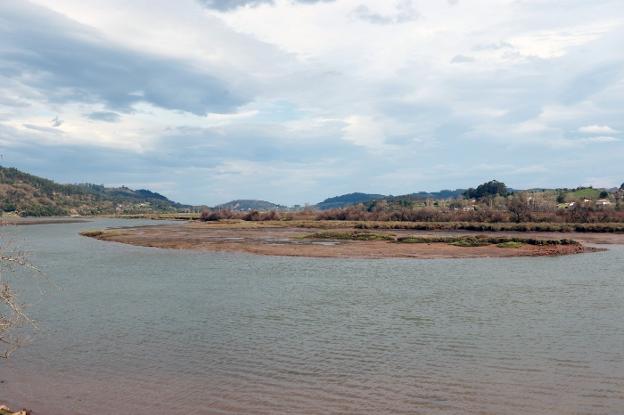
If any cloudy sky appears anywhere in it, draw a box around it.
[1,0,622,205]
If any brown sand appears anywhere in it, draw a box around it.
[80,221,607,259]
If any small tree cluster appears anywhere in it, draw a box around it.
[463,180,508,200]
[199,209,283,222]
[243,210,281,221]
[199,209,237,221]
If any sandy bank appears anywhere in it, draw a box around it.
[79,221,607,259]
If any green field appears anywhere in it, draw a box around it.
[565,188,601,200]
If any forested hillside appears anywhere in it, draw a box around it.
[0,166,187,216]
[316,193,387,210]
[214,199,286,211]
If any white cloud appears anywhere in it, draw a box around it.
[341,115,386,148]
[578,124,617,134]
[1,0,623,203]
[509,22,617,59]
[581,135,619,143]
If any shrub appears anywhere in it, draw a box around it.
[199,209,237,221]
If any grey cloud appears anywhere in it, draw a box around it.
[22,123,62,134]
[473,41,515,51]
[154,122,358,166]
[86,111,121,123]
[560,62,624,104]
[0,96,30,108]
[198,0,333,11]
[51,116,63,127]
[0,122,360,205]
[352,1,419,25]
[451,55,475,63]
[0,0,247,115]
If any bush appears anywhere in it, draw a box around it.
[242,210,281,221]
[199,209,237,221]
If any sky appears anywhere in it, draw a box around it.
[0,0,623,205]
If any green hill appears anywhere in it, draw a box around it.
[316,193,386,210]
[214,199,286,211]
[0,166,188,216]
[316,190,468,210]
[565,187,602,200]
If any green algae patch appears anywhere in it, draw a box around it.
[397,235,579,247]
[304,231,396,241]
[449,237,492,247]
[496,241,524,249]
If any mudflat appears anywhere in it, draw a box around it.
[79,221,613,259]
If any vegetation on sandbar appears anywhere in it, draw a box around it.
[303,231,396,241]
[303,231,579,247]
[396,235,579,247]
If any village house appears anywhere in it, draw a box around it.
[596,199,612,207]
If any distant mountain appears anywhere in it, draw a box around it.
[386,189,467,202]
[316,192,387,210]
[0,166,188,216]
[214,199,286,211]
[316,190,472,210]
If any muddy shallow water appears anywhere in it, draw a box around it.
[1,219,623,414]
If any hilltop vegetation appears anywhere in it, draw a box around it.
[214,199,286,211]
[198,180,624,228]
[0,166,187,216]
[316,181,623,224]
[316,192,386,210]
[315,189,467,210]
[3,167,622,223]
[463,180,508,199]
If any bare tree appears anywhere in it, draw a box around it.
[0,228,38,359]
[507,193,531,223]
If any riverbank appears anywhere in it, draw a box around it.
[0,404,28,415]
[80,220,605,259]
[0,216,90,226]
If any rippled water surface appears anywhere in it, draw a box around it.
[2,219,624,414]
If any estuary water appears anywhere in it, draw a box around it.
[1,219,623,414]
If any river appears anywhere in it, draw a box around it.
[1,219,623,414]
